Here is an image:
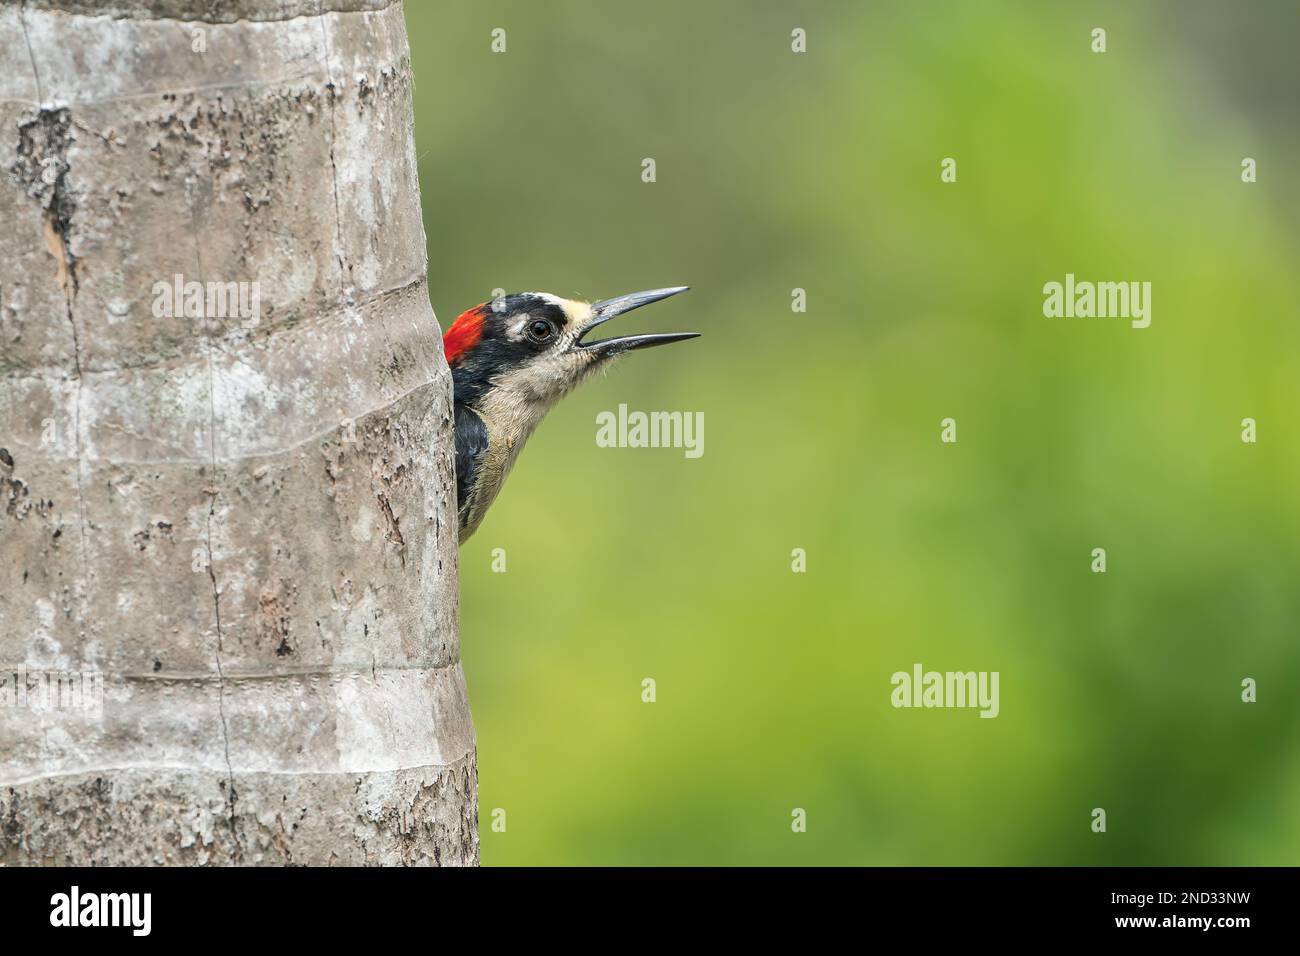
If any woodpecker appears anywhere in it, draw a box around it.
[443,286,696,542]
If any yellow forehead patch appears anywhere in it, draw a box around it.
[557,298,594,325]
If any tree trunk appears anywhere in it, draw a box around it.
[0,0,475,865]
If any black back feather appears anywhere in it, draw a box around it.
[454,402,490,521]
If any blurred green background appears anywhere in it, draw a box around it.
[404,1,1300,865]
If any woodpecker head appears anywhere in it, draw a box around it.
[442,287,695,541]
[443,286,696,414]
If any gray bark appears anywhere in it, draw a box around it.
[0,0,476,865]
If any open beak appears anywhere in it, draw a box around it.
[575,286,698,355]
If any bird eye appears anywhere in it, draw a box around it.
[525,319,555,344]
